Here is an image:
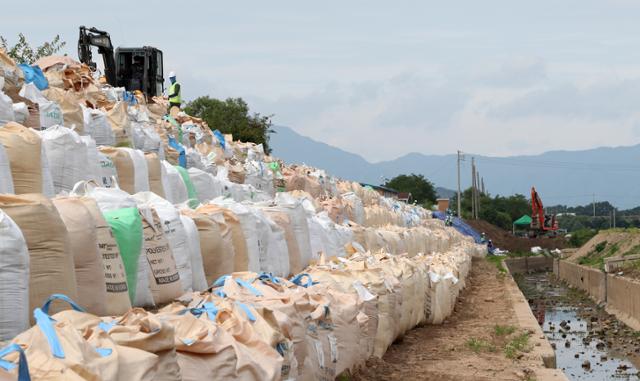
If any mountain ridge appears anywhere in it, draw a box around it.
[270,125,640,208]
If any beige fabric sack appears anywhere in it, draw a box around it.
[144,152,165,198]
[52,197,108,316]
[139,208,183,305]
[80,197,132,315]
[34,297,159,381]
[0,194,78,323]
[99,147,135,194]
[0,122,43,194]
[107,101,131,146]
[59,91,85,134]
[154,304,241,381]
[11,306,119,381]
[192,205,236,282]
[105,308,182,381]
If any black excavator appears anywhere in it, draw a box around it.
[78,26,164,97]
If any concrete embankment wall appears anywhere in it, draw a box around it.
[503,256,554,274]
[546,259,640,331]
[556,261,607,303]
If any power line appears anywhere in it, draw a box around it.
[473,156,640,172]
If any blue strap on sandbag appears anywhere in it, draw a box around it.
[256,272,281,285]
[98,320,118,333]
[42,294,86,315]
[234,278,263,296]
[211,275,263,296]
[168,136,187,168]
[235,302,256,322]
[290,273,318,288]
[94,347,112,357]
[18,64,48,90]
[33,308,64,359]
[0,343,31,381]
[203,302,219,321]
[213,130,225,149]
[211,274,231,288]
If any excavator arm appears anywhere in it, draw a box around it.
[78,26,117,86]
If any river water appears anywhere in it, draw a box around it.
[516,272,640,380]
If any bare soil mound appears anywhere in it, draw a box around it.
[464,219,567,253]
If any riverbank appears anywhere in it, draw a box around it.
[353,257,566,381]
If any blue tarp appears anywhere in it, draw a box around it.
[432,211,483,244]
[18,64,48,90]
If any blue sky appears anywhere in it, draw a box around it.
[4,0,640,161]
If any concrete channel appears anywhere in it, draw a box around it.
[505,256,640,380]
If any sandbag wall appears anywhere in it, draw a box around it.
[0,51,486,380]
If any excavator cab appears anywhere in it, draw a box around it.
[78,26,164,98]
[115,47,164,97]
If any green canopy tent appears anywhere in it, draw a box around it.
[512,215,532,234]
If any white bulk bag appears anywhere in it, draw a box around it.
[274,194,313,268]
[342,192,365,225]
[19,82,63,129]
[40,145,55,197]
[244,160,274,196]
[316,212,345,257]
[83,106,116,146]
[0,90,14,125]
[0,210,29,340]
[188,167,222,203]
[12,102,28,124]
[97,151,119,188]
[70,180,137,212]
[133,192,194,293]
[132,121,164,157]
[162,160,188,204]
[81,136,101,183]
[262,214,290,277]
[180,214,208,291]
[39,125,89,193]
[0,142,14,194]
[122,148,150,193]
[211,198,266,273]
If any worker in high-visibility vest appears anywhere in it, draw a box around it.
[168,71,181,109]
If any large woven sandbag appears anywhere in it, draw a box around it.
[0,122,43,194]
[184,206,235,285]
[0,209,29,340]
[139,207,183,305]
[52,197,108,316]
[0,193,77,323]
[99,146,135,194]
[80,197,132,315]
[0,139,14,193]
[144,152,165,198]
[39,125,89,194]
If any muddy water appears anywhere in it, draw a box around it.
[516,272,640,380]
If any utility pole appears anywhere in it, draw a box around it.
[593,193,596,218]
[613,208,616,228]
[457,151,463,217]
[471,157,475,219]
[481,177,485,195]
[476,169,481,218]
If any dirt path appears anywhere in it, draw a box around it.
[353,258,564,381]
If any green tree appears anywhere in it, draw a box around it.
[384,174,437,207]
[0,34,66,64]
[185,96,273,153]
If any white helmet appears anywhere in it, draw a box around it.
[169,71,176,78]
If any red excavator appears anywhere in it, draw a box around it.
[530,187,558,237]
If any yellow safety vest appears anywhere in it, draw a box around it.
[169,82,181,104]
